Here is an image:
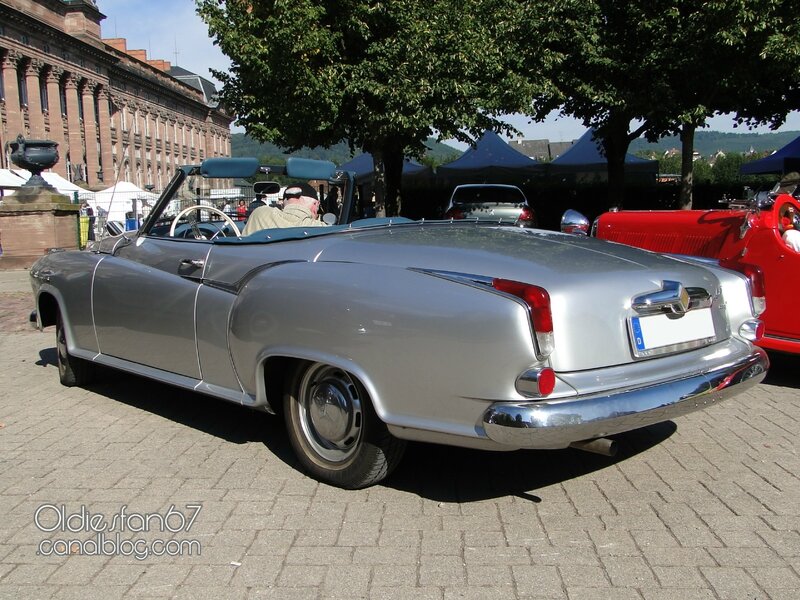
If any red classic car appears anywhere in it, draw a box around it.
[561,185,800,355]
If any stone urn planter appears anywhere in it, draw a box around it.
[1,136,78,269]
[8,134,59,190]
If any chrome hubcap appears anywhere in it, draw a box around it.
[310,380,352,443]
[298,365,363,463]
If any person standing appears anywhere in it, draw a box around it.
[80,201,96,241]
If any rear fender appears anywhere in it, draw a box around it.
[228,261,539,429]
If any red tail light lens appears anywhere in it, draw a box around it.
[492,278,554,357]
[444,207,464,220]
[720,259,766,316]
[518,206,536,227]
[537,367,556,396]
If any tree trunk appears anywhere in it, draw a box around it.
[679,123,695,210]
[370,148,387,217]
[600,120,631,210]
[369,141,405,217]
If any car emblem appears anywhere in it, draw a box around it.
[632,280,691,316]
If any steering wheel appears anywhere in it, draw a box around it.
[169,205,241,239]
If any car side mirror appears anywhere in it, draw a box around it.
[561,209,590,236]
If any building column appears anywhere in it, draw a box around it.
[96,86,114,185]
[24,60,46,138]
[143,110,154,186]
[64,74,84,182]
[45,68,67,178]
[115,99,130,185]
[2,51,25,146]
[81,80,100,187]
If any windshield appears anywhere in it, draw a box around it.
[140,161,354,240]
[451,186,527,205]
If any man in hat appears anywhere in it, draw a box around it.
[242,182,327,235]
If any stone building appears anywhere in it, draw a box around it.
[0,0,232,191]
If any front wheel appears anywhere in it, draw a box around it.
[283,362,406,488]
[56,308,94,387]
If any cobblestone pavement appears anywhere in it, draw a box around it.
[0,272,798,599]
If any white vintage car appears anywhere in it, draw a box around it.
[30,157,768,488]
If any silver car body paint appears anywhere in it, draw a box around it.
[31,220,767,451]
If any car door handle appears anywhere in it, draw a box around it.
[181,259,205,268]
[178,258,205,279]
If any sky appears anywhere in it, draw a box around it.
[98,0,800,147]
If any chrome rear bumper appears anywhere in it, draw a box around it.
[482,347,768,448]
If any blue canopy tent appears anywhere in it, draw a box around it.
[740,134,800,175]
[340,153,432,185]
[549,129,658,183]
[436,130,543,184]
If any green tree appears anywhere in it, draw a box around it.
[523,0,800,210]
[710,154,744,186]
[196,0,548,216]
[525,1,672,209]
[646,1,800,208]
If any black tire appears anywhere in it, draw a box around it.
[283,362,406,489]
[56,308,94,387]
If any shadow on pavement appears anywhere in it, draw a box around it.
[37,349,297,466]
[37,346,57,367]
[36,346,679,501]
[386,422,676,502]
[763,351,800,389]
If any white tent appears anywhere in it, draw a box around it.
[92,181,159,223]
[0,169,25,195]
[12,169,88,199]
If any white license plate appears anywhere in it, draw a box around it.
[630,308,716,357]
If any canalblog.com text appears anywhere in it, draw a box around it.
[34,503,202,561]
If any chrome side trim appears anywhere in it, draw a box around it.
[71,349,254,406]
[483,347,768,448]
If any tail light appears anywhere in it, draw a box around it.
[518,206,536,227]
[516,366,556,397]
[720,259,766,316]
[444,206,464,220]
[739,319,765,342]
[492,278,554,358]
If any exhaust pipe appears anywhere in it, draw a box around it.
[569,437,618,457]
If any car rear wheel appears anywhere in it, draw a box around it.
[56,308,94,387]
[283,362,406,489]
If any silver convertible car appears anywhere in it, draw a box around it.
[30,157,769,488]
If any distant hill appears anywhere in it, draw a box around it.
[629,130,800,158]
[230,133,462,165]
[231,130,799,164]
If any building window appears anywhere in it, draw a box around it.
[39,72,49,112]
[0,67,4,102]
[17,65,28,108]
[59,81,68,116]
